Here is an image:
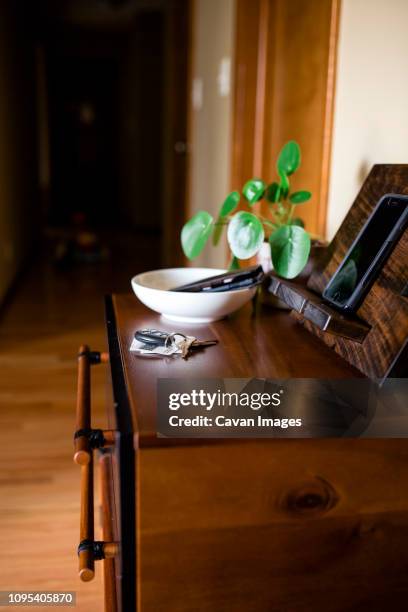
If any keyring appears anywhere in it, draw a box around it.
[164,332,187,349]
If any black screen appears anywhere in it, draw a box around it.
[324,197,406,307]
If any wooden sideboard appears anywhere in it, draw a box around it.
[76,293,408,611]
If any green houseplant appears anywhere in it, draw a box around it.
[181,141,312,279]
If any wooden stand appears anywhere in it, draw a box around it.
[268,164,408,381]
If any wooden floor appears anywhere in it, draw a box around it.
[0,233,160,611]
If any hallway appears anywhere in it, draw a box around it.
[0,235,157,610]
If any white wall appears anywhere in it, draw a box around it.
[327,0,408,239]
[188,0,235,268]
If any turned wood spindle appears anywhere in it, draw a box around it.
[79,457,94,582]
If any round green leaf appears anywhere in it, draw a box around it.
[277,141,301,176]
[242,179,266,205]
[227,211,264,259]
[265,182,281,203]
[220,191,240,217]
[289,190,311,204]
[269,225,311,279]
[181,210,213,259]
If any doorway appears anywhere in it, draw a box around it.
[47,47,120,226]
[35,0,191,267]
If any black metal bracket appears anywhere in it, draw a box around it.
[74,428,106,449]
[77,349,104,365]
[77,539,106,561]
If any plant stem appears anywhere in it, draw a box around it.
[263,207,281,226]
[260,216,277,229]
[287,203,295,223]
[228,255,240,270]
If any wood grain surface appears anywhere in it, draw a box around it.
[0,260,109,610]
[268,275,371,342]
[304,164,408,380]
[111,293,361,446]
[138,440,408,611]
[0,229,153,611]
[109,292,408,611]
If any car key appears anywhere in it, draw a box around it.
[134,329,171,346]
[177,337,218,359]
[135,329,218,358]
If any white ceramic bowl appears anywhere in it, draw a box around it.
[131,268,256,323]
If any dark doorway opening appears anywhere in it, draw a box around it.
[31,0,190,275]
[47,48,120,227]
[44,11,166,234]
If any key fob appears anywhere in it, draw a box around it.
[134,329,169,346]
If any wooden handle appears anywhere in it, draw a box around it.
[79,457,95,582]
[74,346,115,582]
[78,453,119,583]
[74,346,109,465]
[74,345,92,465]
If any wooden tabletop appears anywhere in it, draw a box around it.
[109,294,361,447]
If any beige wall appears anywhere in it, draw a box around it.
[0,3,37,302]
[327,0,408,239]
[188,0,235,268]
